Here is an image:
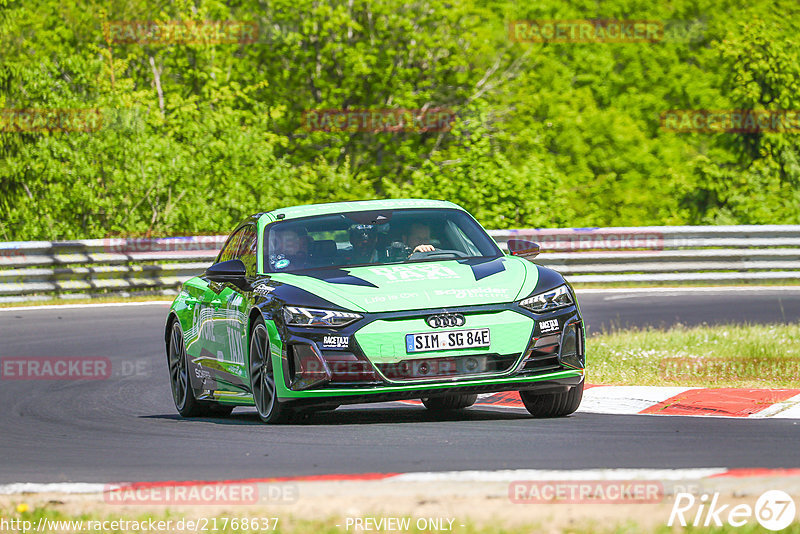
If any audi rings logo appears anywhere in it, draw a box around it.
[426,313,466,328]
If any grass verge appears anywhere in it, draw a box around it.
[587,323,800,388]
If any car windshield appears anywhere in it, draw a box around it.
[263,208,501,273]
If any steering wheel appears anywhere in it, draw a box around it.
[407,249,468,260]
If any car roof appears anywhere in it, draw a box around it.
[258,199,463,223]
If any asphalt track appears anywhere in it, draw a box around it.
[1,288,799,483]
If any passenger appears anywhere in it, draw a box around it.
[269,227,309,270]
[343,224,379,264]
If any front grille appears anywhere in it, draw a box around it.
[375,353,518,382]
[519,333,564,375]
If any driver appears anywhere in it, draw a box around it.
[269,227,309,270]
[344,224,379,264]
[403,222,435,254]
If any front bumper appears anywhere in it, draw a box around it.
[282,374,584,409]
[274,302,585,401]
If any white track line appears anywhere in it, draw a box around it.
[3,286,800,311]
[576,286,800,294]
[0,301,173,312]
[391,468,729,482]
[0,483,107,494]
[750,393,800,419]
[0,469,732,494]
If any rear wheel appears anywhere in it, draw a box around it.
[167,321,206,417]
[519,382,584,418]
[168,321,235,417]
[421,394,478,411]
[250,319,292,424]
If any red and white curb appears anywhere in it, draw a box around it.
[401,386,800,419]
[3,468,800,495]
[582,385,800,418]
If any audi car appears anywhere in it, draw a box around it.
[165,199,585,423]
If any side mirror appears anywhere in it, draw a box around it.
[205,259,248,285]
[507,239,540,260]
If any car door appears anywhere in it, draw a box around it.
[191,227,247,392]
[199,225,255,393]
[185,229,242,367]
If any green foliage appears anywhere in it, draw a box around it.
[690,6,800,224]
[0,0,798,240]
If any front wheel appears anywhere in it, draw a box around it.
[421,394,478,411]
[250,319,292,424]
[519,382,584,418]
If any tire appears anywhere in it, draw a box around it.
[250,318,292,424]
[167,320,207,417]
[519,382,584,418]
[168,320,235,418]
[421,394,478,411]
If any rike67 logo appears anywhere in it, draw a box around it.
[669,491,797,531]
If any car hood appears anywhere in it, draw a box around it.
[267,256,540,312]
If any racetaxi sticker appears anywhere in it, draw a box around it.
[369,264,460,282]
[322,335,349,349]
[539,319,559,333]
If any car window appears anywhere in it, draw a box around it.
[217,227,247,264]
[237,226,258,277]
[446,220,482,256]
[263,208,501,273]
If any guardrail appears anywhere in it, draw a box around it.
[491,225,800,284]
[1,225,798,302]
[0,236,225,303]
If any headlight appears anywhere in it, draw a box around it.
[519,284,574,313]
[283,306,362,327]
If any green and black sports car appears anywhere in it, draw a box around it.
[165,199,585,423]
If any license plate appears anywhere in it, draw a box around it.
[405,328,490,353]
